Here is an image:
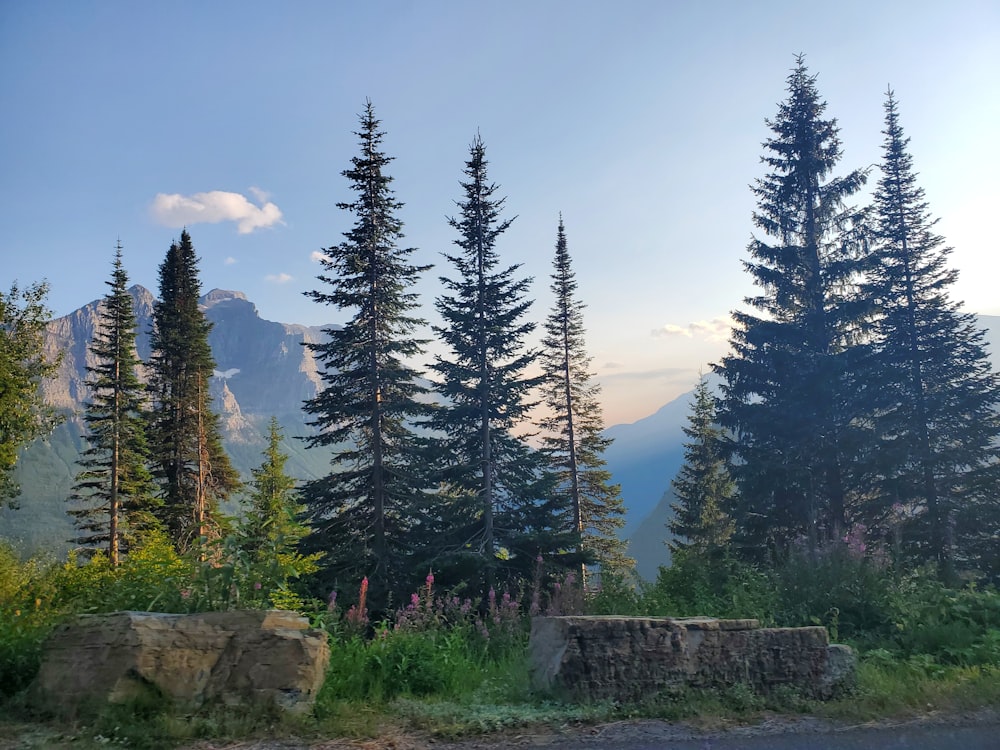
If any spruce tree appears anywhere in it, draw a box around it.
[867,90,1000,579]
[538,217,629,580]
[301,102,434,607]
[148,229,238,551]
[427,136,562,592]
[240,417,308,559]
[669,375,735,559]
[69,243,158,563]
[715,57,871,558]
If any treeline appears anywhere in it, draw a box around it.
[670,57,1000,586]
[4,57,999,614]
[3,102,630,612]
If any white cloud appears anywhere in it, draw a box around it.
[653,316,733,342]
[150,189,284,234]
[265,272,293,284]
[224,256,237,265]
[310,250,332,263]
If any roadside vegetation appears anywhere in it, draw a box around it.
[2,538,999,749]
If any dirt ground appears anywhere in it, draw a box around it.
[4,708,998,750]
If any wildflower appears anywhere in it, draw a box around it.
[426,571,434,587]
[253,581,262,591]
[327,590,338,612]
[180,589,191,600]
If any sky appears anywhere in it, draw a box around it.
[2,1,998,426]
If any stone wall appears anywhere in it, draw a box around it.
[529,616,855,702]
[30,610,330,716]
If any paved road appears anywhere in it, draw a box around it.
[512,717,1000,750]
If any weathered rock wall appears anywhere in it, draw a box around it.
[30,610,330,716]
[529,616,855,702]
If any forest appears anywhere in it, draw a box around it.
[1,57,999,745]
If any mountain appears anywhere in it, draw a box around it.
[4,291,998,575]
[0,286,335,554]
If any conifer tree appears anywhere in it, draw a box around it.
[669,375,734,559]
[538,217,629,579]
[69,243,158,563]
[715,57,871,557]
[0,280,60,504]
[240,417,308,559]
[427,136,562,592]
[867,90,1000,579]
[301,102,434,606]
[148,229,238,551]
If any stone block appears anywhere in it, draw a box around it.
[30,610,330,716]
[529,615,855,702]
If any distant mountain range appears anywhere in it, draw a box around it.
[2,289,997,581]
[0,286,335,553]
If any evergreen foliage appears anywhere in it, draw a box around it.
[147,230,239,552]
[0,280,60,505]
[68,243,159,564]
[239,417,309,560]
[715,56,871,558]
[538,217,630,579]
[669,375,735,559]
[301,102,434,608]
[866,91,1000,580]
[427,136,563,593]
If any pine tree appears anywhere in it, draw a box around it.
[148,229,238,551]
[427,136,562,592]
[301,102,434,607]
[867,90,1000,579]
[715,57,871,558]
[669,375,735,559]
[538,217,629,580]
[0,280,60,504]
[69,243,158,563]
[240,417,308,558]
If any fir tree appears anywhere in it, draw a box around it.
[715,57,871,558]
[0,280,60,504]
[427,136,562,592]
[69,243,158,563]
[669,375,735,559]
[538,216,629,580]
[240,417,308,559]
[147,229,238,551]
[867,90,1000,579]
[301,102,434,607]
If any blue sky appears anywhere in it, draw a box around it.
[3,1,998,425]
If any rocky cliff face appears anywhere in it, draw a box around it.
[1,286,335,554]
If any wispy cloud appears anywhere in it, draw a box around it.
[265,272,293,284]
[150,188,284,234]
[224,256,237,265]
[652,316,733,342]
[599,367,689,382]
[310,250,331,263]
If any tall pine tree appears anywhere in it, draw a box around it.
[669,375,734,560]
[69,243,158,563]
[538,216,629,580]
[301,102,434,607]
[148,230,238,552]
[866,90,1000,580]
[427,136,563,592]
[715,57,871,558]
